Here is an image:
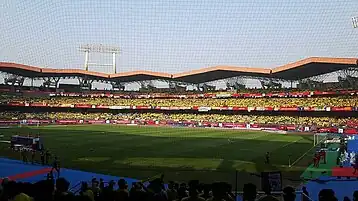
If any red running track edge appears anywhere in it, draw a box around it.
[0,167,52,183]
[332,167,358,177]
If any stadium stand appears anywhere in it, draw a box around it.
[2,0,358,199]
[0,111,357,128]
[2,88,358,201]
[1,82,358,201]
[2,95,358,108]
[0,90,357,133]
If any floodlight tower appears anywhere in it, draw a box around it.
[352,16,358,78]
[79,44,120,73]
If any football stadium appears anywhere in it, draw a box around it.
[1,1,358,201]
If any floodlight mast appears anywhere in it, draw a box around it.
[79,44,120,73]
[352,16,358,29]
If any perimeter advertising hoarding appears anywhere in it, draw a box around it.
[198,107,211,112]
[109,106,130,110]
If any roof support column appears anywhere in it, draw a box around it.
[78,77,93,90]
[111,81,124,91]
[42,77,60,88]
[4,75,25,87]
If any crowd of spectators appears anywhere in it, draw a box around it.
[1,112,357,128]
[2,96,358,107]
[2,174,348,201]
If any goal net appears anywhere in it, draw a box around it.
[313,133,342,147]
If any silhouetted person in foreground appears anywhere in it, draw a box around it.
[54,177,75,201]
[318,189,337,201]
[116,179,129,201]
[182,180,205,201]
[302,186,309,201]
[257,184,279,201]
[243,183,257,201]
[282,186,296,201]
[344,196,351,201]
[353,191,358,201]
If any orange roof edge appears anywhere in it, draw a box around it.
[110,71,172,78]
[0,57,357,80]
[271,57,358,73]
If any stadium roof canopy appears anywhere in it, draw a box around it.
[0,57,357,83]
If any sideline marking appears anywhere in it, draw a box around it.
[290,145,317,167]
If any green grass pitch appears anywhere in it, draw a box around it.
[0,125,315,187]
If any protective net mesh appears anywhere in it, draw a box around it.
[1,0,358,192]
[1,0,357,78]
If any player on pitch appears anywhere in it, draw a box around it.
[265,152,270,164]
[320,149,326,164]
[51,156,60,178]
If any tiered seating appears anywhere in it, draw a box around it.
[2,96,358,107]
[1,112,357,128]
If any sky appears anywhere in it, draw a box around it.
[0,0,358,89]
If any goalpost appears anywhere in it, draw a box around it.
[314,133,327,146]
[313,133,342,147]
[290,133,342,168]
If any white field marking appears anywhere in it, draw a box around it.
[290,144,318,167]
[304,167,332,172]
[134,130,218,138]
[245,133,269,139]
[279,138,303,149]
[120,129,260,138]
[110,129,191,136]
[40,124,277,133]
[36,124,276,139]
[38,125,68,128]
[94,132,269,154]
[236,136,301,157]
[103,126,210,135]
[264,138,304,163]
[246,138,303,155]
[126,130,219,149]
[171,133,270,155]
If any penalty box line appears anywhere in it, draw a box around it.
[290,143,319,168]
